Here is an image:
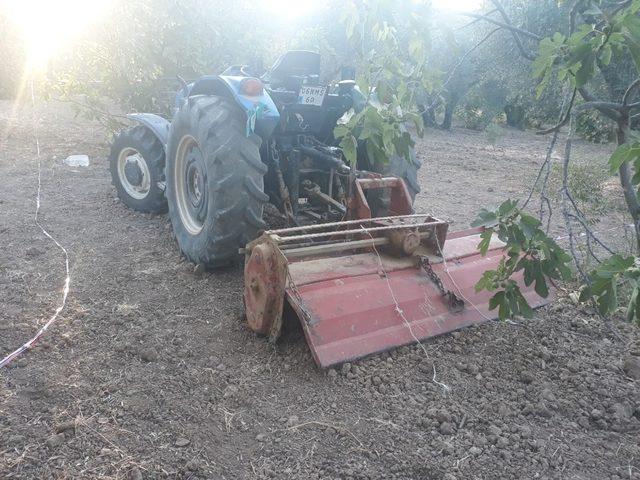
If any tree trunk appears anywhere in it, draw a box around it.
[440,105,452,130]
[440,97,458,131]
[505,103,526,130]
[616,114,640,252]
[421,104,437,128]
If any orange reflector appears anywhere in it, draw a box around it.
[240,78,263,96]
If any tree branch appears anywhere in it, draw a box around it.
[606,0,633,18]
[440,27,501,91]
[421,27,502,115]
[522,129,560,210]
[560,125,590,282]
[488,0,539,60]
[523,87,575,230]
[565,197,615,256]
[577,86,598,102]
[459,12,541,44]
[536,88,578,134]
[622,78,640,106]
[456,8,498,31]
[573,100,623,121]
[569,0,586,35]
[574,101,624,111]
[462,2,626,115]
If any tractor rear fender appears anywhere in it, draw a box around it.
[126,113,171,152]
[187,75,280,139]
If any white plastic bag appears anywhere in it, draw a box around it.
[63,155,90,167]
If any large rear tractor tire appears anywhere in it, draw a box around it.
[359,145,422,216]
[387,149,422,203]
[166,95,268,268]
[109,125,167,213]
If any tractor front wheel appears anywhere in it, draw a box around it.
[109,125,167,213]
[166,95,268,268]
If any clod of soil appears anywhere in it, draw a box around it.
[623,356,640,379]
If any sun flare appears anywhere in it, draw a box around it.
[3,0,112,71]
[431,0,483,11]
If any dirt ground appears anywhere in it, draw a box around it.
[1,101,640,480]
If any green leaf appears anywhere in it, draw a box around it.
[596,254,636,277]
[532,35,562,96]
[333,125,349,139]
[498,199,519,217]
[516,289,534,318]
[522,258,534,286]
[519,213,541,239]
[634,283,640,324]
[579,286,592,303]
[475,269,497,293]
[535,70,552,98]
[587,255,640,317]
[476,229,493,256]
[472,209,498,228]
[596,281,617,315]
[600,45,612,66]
[498,297,508,320]
[506,287,519,318]
[473,199,572,321]
[489,291,505,311]
[626,287,639,323]
[574,53,595,86]
[623,12,640,39]
[624,33,640,74]
[534,268,549,298]
[520,213,542,228]
[609,144,633,174]
[339,134,358,167]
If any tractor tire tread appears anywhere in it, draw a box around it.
[388,150,422,202]
[166,95,266,268]
[109,125,167,214]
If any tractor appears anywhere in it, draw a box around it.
[110,50,420,267]
[109,50,550,367]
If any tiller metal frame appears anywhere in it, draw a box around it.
[244,177,552,367]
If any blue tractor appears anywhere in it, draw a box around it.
[109,51,421,268]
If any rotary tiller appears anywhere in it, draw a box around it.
[243,176,552,368]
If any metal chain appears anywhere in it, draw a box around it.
[418,256,465,313]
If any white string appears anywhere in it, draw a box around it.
[0,79,71,369]
[433,232,493,322]
[360,227,450,393]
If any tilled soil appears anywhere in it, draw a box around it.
[1,101,639,480]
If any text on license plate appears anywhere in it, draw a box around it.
[298,86,326,106]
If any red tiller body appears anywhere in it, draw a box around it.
[243,178,553,367]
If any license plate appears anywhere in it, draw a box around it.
[298,86,326,106]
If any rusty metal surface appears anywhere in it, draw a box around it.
[286,233,504,286]
[264,213,440,235]
[244,237,288,338]
[285,242,552,368]
[244,214,454,343]
[346,177,413,219]
[244,197,551,368]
